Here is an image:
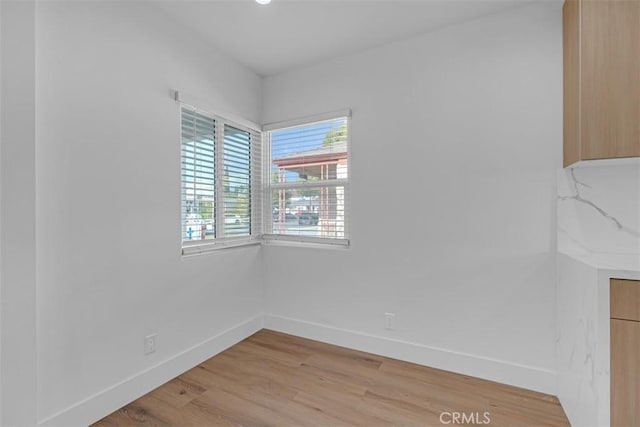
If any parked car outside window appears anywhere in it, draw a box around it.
[298,212,319,225]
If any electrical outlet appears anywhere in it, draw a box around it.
[144,334,157,355]
[384,313,395,330]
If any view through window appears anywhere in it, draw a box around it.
[181,108,216,242]
[181,107,259,250]
[268,116,349,242]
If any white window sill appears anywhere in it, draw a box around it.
[181,235,350,257]
[261,234,350,250]
[181,239,260,258]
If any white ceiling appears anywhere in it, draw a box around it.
[155,0,529,76]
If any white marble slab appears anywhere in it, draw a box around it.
[556,159,640,427]
[558,160,640,259]
[564,252,640,273]
[556,253,600,427]
[557,252,640,427]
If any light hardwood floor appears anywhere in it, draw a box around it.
[94,329,569,426]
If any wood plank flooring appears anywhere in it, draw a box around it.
[94,329,569,426]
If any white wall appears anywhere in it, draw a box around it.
[35,2,263,424]
[1,1,38,425]
[262,2,562,393]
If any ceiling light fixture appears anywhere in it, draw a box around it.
[256,0,271,4]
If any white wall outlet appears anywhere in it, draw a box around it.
[384,312,395,330]
[144,334,157,355]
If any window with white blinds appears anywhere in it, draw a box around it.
[181,106,261,254]
[223,124,252,237]
[264,112,350,245]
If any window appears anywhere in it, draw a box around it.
[264,111,350,245]
[181,106,261,254]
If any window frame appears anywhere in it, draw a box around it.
[180,105,262,256]
[262,109,351,247]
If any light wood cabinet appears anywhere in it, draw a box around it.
[611,278,640,322]
[611,279,640,427]
[563,0,640,167]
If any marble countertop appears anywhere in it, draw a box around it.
[559,251,640,278]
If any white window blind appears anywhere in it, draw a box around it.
[265,113,350,245]
[181,109,216,242]
[181,106,261,254]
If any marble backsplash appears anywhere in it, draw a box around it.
[556,158,640,427]
[557,159,640,259]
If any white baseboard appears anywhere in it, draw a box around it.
[264,313,557,396]
[39,312,557,426]
[39,314,264,427]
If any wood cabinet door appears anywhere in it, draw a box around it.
[611,278,640,322]
[611,318,640,427]
[563,0,580,167]
[581,0,640,161]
